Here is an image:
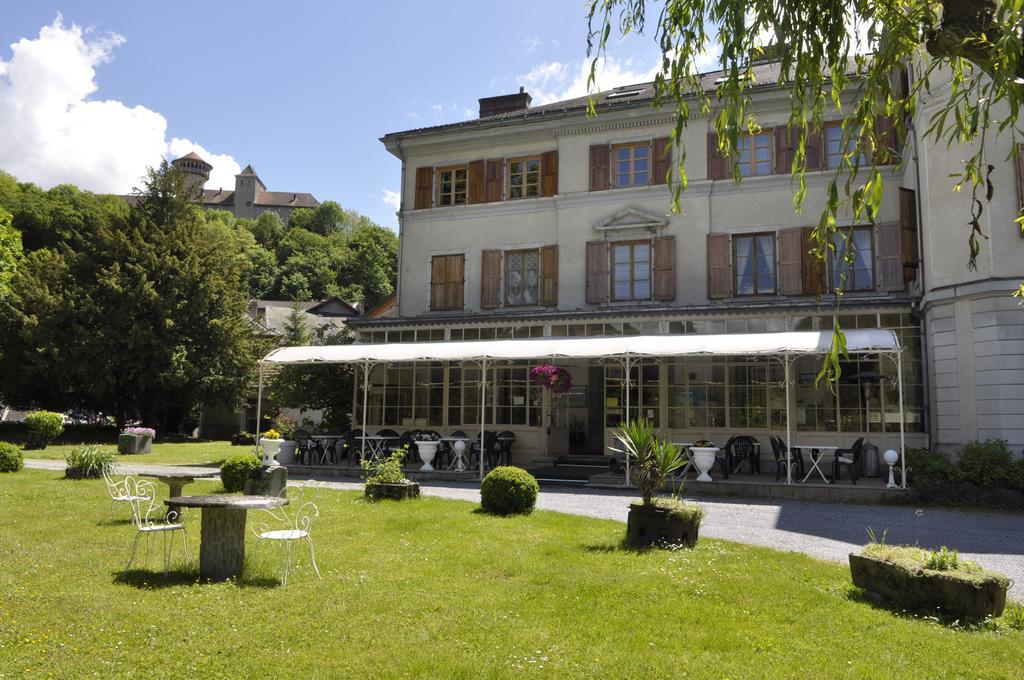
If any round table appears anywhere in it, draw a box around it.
[165,495,286,581]
[140,470,219,499]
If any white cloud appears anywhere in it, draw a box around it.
[381,189,400,211]
[0,17,238,194]
[520,56,661,105]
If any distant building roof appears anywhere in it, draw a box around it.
[248,298,359,338]
[256,191,319,209]
[178,151,210,164]
[201,188,235,206]
[237,164,258,176]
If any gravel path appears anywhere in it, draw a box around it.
[26,459,1024,598]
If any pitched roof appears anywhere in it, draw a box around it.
[256,191,319,208]
[176,151,210,165]
[201,188,235,206]
[237,164,258,176]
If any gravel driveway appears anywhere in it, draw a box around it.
[26,459,1024,598]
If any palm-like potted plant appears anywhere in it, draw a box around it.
[613,419,704,548]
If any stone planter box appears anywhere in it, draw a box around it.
[625,502,700,549]
[365,481,420,500]
[117,433,152,454]
[849,553,1008,620]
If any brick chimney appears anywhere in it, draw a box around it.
[478,87,532,118]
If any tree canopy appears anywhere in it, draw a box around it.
[0,206,20,300]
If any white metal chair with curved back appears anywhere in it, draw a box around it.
[251,484,321,586]
[124,479,190,576]
[102,463,147,522]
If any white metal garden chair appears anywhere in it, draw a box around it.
[251,484,321,586]
[124,479,190,576]
[102,464,147,522]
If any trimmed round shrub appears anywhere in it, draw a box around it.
[65,445,114,479]
[956,439,1013,487]
[905,448,957,484]
[480,466,539,516]
[221,453,261,493]
[0,441,24,472]
[25,411,65,449]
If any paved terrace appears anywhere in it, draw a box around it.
[25,459,1024,599]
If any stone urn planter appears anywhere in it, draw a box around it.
[849,552,1009,620]
[117,433,153,454]
[625,502,701,549]
[365,481,421,500]
[275,441,298,466]
[690,447,719,482]
[416,440,440,471]
[259,438,284,466]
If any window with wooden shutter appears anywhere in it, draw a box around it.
[507,156,541,199]
[652,235,676,300]
[540,244,558,305]
[777,228,804,295]
[485,159,504,202]
[707,233,731,298]
[774,127,794,175]
[414,167,433,209]
[430,254,465,311]
[805,128,824,170]
[877,222,903,291]
[467,160,485,204]
[589,144,610,191]
[737,132,773,176]
[874,114,899,165]
[899,188,919,282]
[436,166,468,206]
[611,241,652,301]
[541,150,558,197]
[733,232,776,295]
[707,132,728,180]
[829,226,874,291]
[651,137,671,185]
[586,240,608,303]
[801,227,827,295]
[480,250,501,309]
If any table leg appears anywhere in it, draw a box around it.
[164,479,192,520]
[198,508,247,581]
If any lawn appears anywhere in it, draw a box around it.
[0,469,1021,678]
[18,440,237,466]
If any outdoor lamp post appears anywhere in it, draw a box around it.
[883,449,900,489]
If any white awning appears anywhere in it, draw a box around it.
[261,329,900,365]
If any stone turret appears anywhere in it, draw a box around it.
[171,151,212,193]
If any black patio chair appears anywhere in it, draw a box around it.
[496,430,516,467]
[471,431,499,473]
[293,429,316,465]
[728,435,759,475]
[713,436,733,479]
[398,431,419,464]
[344,429,364,466]
[377,429,400,456]
[770,434,805,482]
[833,437,864,484]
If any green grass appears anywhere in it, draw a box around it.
[17,440,238,466]
[1,469,1021,678]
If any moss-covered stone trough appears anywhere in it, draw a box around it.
[365,481,420,500]
[849,545,1009,621]
[625,499,703,549]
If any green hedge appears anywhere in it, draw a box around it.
[480,466,539,516]
[24,411,65,448]
[221,453,261,493]
[0,441,23,472]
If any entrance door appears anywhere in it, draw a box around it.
[586,366,605,456]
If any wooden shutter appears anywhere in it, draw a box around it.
[805,128,824,170]
[589,144,610,191]
[585,240,608,303]
[467,160,485,204]
[446,254,465,310]
[540,245,558,306]
[774,127,794,175]
[541,150,558,197]
[652,236,676,301]
[707,132,728,180]
[1015,144,1024,227]
[707,234,731,298]
[652,137,671,185]
[899,188,919,282]
[878,222,903,291]
[778,228,804,295]
[480,250,501,309]
[874,114,898,165]
[430,255,447,309]
[801,227,827,295]
[414,167,433,209]
[485,159,504,202]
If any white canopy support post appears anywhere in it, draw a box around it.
[479,359,491,481]
[622,353,634,487]
[897,349,907,489]
[254,362,265,457]
[360,361,372,463]
[783,354,793,485]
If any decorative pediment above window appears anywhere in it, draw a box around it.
[593,208,668,234]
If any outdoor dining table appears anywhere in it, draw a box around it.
[309,434,345,463]
[792,444,840,483]
[140,469,219,499]
[164,495,286,581]
[439,437,471,472]
[357,434,392,462]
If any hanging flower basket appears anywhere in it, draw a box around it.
[530,364,573,395]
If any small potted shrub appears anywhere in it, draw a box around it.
[118,426,155,454]
[850,539,1010,621]
[363,445,420,500]
[0,441,24,473]
[614,419,704,549]
[24,411,65,450]
[221,453,262,493]
[414,431,441,471]
[480,466,539,515]
[65,445,114,479]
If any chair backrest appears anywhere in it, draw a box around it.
[498,430,516,451]
[399,431,416,447]
[252,482,321,539]
[849,437,865,460]
[721,435,737,453]
[450,430,467,439]
[294,429,311,443]
[768,435,784,460]
[125,478,161,528]
[102,464,130,499]
[732,436,755,457]
[483,431,498,450]
[345,429,364,448]
[378,429,399,440]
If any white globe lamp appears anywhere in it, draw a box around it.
[883,449,900,488]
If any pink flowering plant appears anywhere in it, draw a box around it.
[122,427,156,439]
[530,364,573,395]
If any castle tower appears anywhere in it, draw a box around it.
[234,164,266,219]
[171,151,212,194]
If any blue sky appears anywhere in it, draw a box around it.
[0,2,666,230]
